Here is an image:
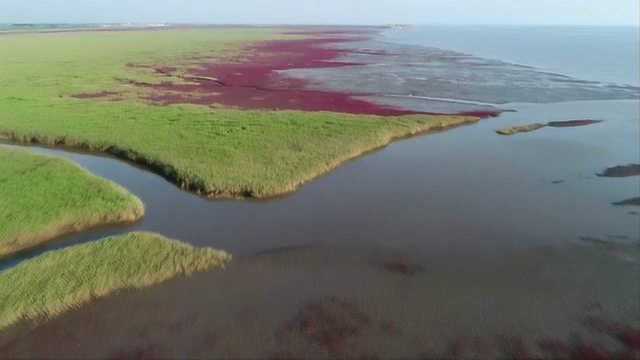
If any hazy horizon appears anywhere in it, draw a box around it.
[2,0,638,27]
[2,22,640,28]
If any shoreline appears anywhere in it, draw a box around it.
[0,115,477,270]
[0,115,479,200]
[0,232,230,331]
[0,208,143,259]
[137,28,502,118]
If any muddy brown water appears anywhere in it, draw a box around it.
[1,99,639,357]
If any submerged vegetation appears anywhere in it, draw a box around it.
[0,232,230,330]
[0,148,144,257]
[0,28,474,198]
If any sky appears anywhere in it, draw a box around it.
[1,0,638,26]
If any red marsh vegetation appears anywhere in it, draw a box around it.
[142,30,500,117]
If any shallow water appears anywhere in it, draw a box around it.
[3,238,638,358]
[2,99,638,268]
[383,25,640,87]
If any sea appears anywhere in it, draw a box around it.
[384,25,639,87]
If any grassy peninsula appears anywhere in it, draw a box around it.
[0,232,230,331]
[0,28,475,198]
[0,148,144,257]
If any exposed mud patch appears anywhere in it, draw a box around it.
[613,197,640,207]
[546,119,603,127]
[598,164,640,178]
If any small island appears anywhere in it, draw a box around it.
[496,119,604,135]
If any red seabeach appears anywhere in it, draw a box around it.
[144,30,500,117]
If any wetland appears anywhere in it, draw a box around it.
[0,25,638,358]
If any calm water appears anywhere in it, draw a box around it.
[384,25,640,86]
[1,26,639,357]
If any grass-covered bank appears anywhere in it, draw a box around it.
[0,29,476,198]
[0,112,477,198]
[0,232,230,331]
[0,148,144,257]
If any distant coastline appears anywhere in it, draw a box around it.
[0,23,171,34]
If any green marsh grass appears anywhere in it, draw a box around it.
[0,148,144,257]
[0,232,231,330]
[495,123,546,135]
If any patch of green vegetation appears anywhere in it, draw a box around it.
[1,111,476,197]
[496,123,546,135]
[0,28,281,96]
[0,29,476,198]
[0,148,144,257]
[0,232,230,330]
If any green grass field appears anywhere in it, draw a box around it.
[0,232,231,330]
[0,29,475,198]
[0,148,144,257]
